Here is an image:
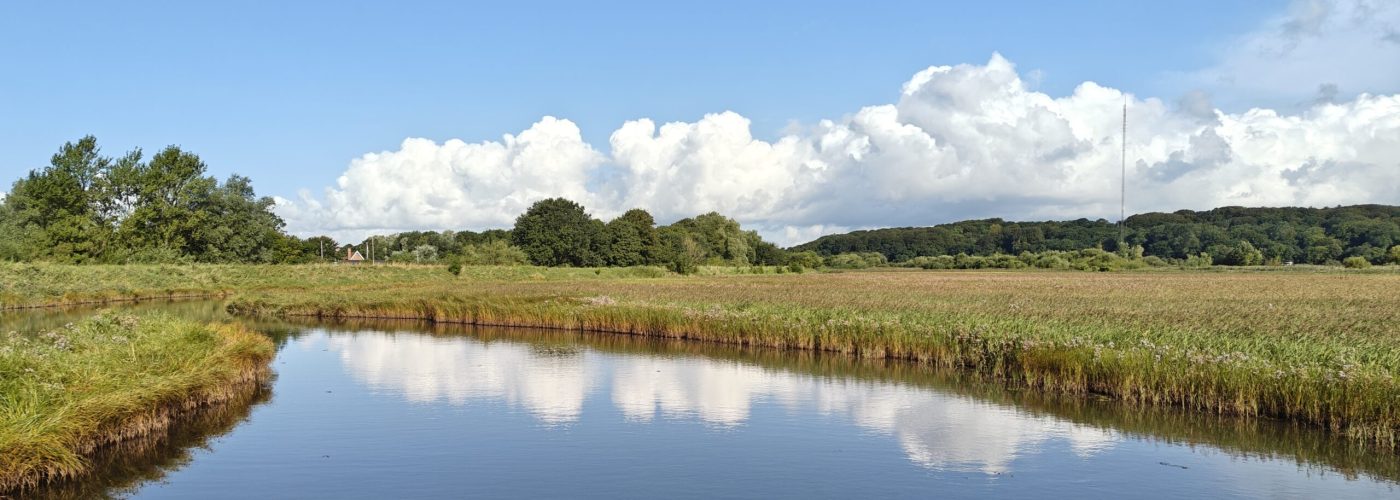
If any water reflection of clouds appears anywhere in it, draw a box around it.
[324,330,1117,473]
[327,332,593,424]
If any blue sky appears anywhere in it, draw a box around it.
[3,1,1396,242]
[1,1,1281,189]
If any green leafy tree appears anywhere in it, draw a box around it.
[0,199,37,261]
[667,235,703,275]
[300,236,340,262]
[603,209,661,266]
[752,240,788,266]
[4,136,119,262]
[511,198,605,267]
[787,250,823,271]
[118,146,217,254]
[659,212,757,265]
[185,175,286,262]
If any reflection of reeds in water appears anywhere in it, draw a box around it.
[25,382,272,500]
[285,315,1400,484]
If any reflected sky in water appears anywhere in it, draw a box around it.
[326,331,1116,475]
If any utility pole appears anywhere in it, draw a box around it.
[1119,96,1127,248]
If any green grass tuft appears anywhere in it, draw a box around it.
[0,313,274,493]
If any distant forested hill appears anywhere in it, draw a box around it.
[790,205,1400,265]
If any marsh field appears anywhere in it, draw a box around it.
[2,263,1399,496]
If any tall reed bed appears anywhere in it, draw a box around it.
[0,313,275,493]
[227,269,1400,448]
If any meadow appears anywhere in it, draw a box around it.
[0,262,700,310]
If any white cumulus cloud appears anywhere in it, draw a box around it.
[276,117,604,243]
[278,52,1400,246]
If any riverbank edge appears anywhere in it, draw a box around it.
[0,323,276,494]
[225,296,1398,450]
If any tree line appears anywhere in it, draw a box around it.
[7,137,1396,268]
[792,205,1400,266]
[0,137,299,263]
[0,137,791,271]
[354,198,789,274]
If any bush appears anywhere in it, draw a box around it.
[1183,253,1213,268]
[446,261,462,276]
[411,244,438,262]
[823,252,887,269]
[1215,241,1264,266]
[902,249,1153,271]
[668,253,698,275]
[1389,245,1400,265]
[1065,248,1144,271]
[1142,255,1168,267]
[1342,256,1372,269]
[460,240,530,266]
[112,245,193,265]
[787,251,824,270]
[908,255,955,269]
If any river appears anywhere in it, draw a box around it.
[5,301,1396,499]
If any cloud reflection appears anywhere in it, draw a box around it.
[324,330,1116,473]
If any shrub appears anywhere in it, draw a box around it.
[905,255,951,269]
[1342,256,1372,269]
[787,251,824,270]
[824,252,888,269]
[1183,253,1213,268]
[446,261,462,276]
[1215,241,1264,266]
[903,249,1151,271]
[460,240,530,266]
[411,244,439,263]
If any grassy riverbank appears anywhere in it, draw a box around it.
[0,313,275,493]
[223,268,1400,447]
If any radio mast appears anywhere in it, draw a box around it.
[1118,96,1127,246]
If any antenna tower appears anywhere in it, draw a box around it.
[1119,96,1127,246]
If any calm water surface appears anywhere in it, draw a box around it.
[6,302,1397,499]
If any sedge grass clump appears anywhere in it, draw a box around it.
[0,312,275,493]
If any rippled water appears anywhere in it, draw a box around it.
[7,302,1398,499]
